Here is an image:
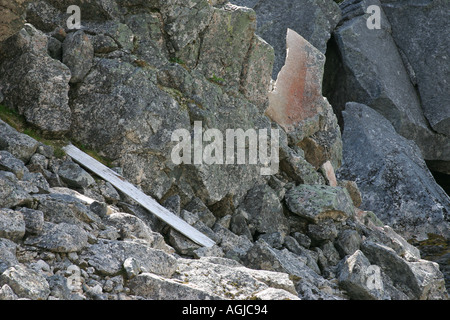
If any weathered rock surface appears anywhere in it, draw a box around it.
[336,102,450,240]
[0,0,448,301]
[380,0,450,137]
[0,119,39,163]
[0,24,71,135]
[285,184,355,223]
[324,0,450,172]
[0,264,50,300]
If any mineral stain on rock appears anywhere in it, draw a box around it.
[0,0,448,301]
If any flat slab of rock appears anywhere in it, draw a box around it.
[285,184,355,223]
[24,222,88,253]
[0,264,50,300]
[81,240,177,277]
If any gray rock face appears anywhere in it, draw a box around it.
[337,250,385,300]
[380,0,450,137]
[285,184,355,223]
[0,264,50,300]
[57,161,95,189]
[244,239,342,299]
[0,171,31,209]
[231,0,341,78]
[81,240,177,277]
[324,0,450,170]
[0,0,448,301]
[238,184,289,237]
[24,222,89,253]
[0,150,27,179]
[0,209,25,242]
[62,30,94,83]
[0,24,71,135]
[0,119,39,163]
[336,102,450,240]
[0,238,19,273]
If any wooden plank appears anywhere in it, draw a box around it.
[62,144,216,248]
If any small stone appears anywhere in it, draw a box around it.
[0,150,27,179]
[123,257,141,279]
[0,264,50,300]
[18,207,44,235]
[335,229,362,258]
[0,208,26,242]
[0,284,18,300]
[320,161,337,187]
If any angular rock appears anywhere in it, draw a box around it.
[168,229,201,256]
[25,1,66,33]
[320,160,337,187]
[0,284,18,300]
[0,0,29,40]
[184,197,216,229]
[336,102,450,240]
[279,146,325,185]
[239,35,275,109]
[159,0,213,56]
[380,0,450,137]
[252,287,300,300]
[335,229,362,258]
[244,240,342,299]
[0,24,72,135]
[307,219,338,244]
[232,0,341,78]
[81,240,177,277]
[33,193,101,225]
[0,264,50,300]
[0,119,39,163]
[266,29,325,143]
[44,0,122,21]
[337,180,362,208]
[24,222,88,253]
[213,224,254,263]
[361,240,421,299]
[123,257,141,280]
[21,171,50,194]
[62,30,94,83]
[0,209,25,242]
[173,257,298,300]
[191,3,257,91]
[0,238,19,273]
[0,150,27,179]
[408,259,448,300]
[285,184,355,223]
[337,250,385,300]
[57,161,95,189]
[105,212,167,250]
[128,272,222,300]
[0,171,31,209]
[320,241,341,268]
[324,0,449,163]
[69,57,190,200]
[238,184,289,237]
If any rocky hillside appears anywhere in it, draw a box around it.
[0,0,448,300]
